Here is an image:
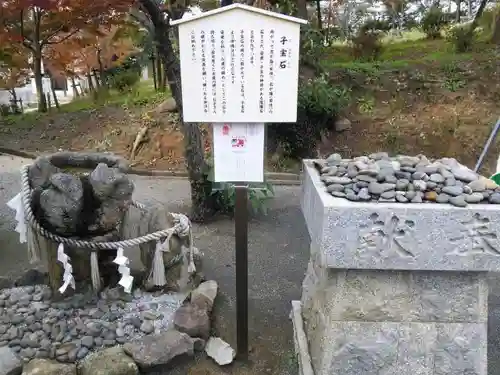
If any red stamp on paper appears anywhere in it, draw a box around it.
[222,124,230,136]
[231,136,246,148]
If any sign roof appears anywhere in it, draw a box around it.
[170,3,308,26]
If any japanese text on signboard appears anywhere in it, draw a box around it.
[192,28,293,116]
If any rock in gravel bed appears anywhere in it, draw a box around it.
[123,330,195,368]
[315,153,500,207]
[22,359,75,375]
[79,346,138,375]
[0,346,22,375]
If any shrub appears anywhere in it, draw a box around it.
[108,69,140,92]
[350,19,388,61]
[0,104,11,117]
[446,24,474,52]
[350,30,384,61]
[360,19,392,33]
[267,75,350,159]
[422,7,447,39]
[300,26,327,69]
[204,158,275,215]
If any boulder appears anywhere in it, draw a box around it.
[174,303,211,339]
[205,337,235,366]
[0,347,22,375]
[89,163,134,202]
[190,280,218,313]
[155,98,177,114]
[79,346,138,375]
[28,157,61,190]
[39,173,83,235]
[123,330,194,368]
[14,269,47,287]
[89,163,134,233]
[334,117,351,132]
[22,359,75,375]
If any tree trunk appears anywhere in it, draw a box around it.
[156,48,163,92]
[468,0,489,39]
[87,71,95,92]
[315,0,322,29]
[151,57,158,91]
[139,0,213,222]
[491,9,500,42]
[97,49,106,87]
[51,80,60,109]
[33,54,47,112]
[45,70,60,109]
[456,0,461,22]
[9,89,18,113]
[161,67,168,91]
[93,70,101,89]
[297,0,308,19]
[70,76,80,97]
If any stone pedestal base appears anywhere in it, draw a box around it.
[298,160,500,375]
[301,259,487,375]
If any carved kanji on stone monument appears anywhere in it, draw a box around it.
[449,213,500,256]
[358,213,416,258]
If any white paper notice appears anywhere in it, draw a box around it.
[213,123,265,182]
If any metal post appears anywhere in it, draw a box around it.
[234,185,249,360]
[474,117,500,173]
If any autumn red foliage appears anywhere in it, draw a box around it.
[0,0,135,110]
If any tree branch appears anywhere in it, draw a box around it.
[43,29,80,46]
[41,24,67,45]
[130,9,155,33]
[19,10,35,51]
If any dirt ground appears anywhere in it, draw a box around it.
[320,53,500,176]
[1,49,500,174]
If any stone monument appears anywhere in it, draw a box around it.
[21,152,202,295]
[293,153,500,375]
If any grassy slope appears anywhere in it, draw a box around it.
[317,30,500,176]
[2,34,500,174]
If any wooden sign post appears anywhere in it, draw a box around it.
[171,4,307,359]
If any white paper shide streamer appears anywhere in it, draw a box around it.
[7,192,27,244]
[152,236,171,286]
[57,243,75,294]
[114,247,133,293]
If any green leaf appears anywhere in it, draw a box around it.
[266,182,275,196]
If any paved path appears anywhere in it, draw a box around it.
[1,155,500,374]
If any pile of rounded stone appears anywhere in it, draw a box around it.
[0,279,223,375]
[315,153,500,207]
[0,284,184,364]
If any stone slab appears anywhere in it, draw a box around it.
[307,321,486,375]
[291,301,314,375]
[302,264,488,324]
[301,160,500,272]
